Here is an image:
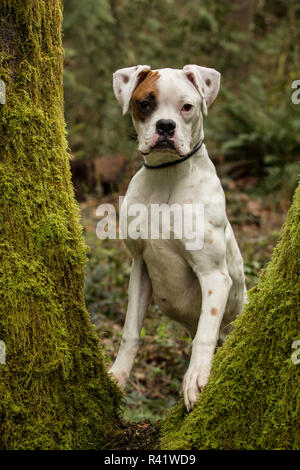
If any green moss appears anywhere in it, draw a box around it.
[160,183,300,450]
[0,0,122,449]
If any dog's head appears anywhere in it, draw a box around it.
[113,65,220,164]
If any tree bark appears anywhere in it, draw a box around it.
[160,182,300,450]
[0,0,121,449]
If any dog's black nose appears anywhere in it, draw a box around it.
[156,119,176,137]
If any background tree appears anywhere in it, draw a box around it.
[159,182,300,450]
[0,0,122,449]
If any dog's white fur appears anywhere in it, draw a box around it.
[110,65,246,411]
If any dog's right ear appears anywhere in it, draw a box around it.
[113,65,151,115]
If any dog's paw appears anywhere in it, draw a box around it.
[108,367,129,389]
[182,361,211,412]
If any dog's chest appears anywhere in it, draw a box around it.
[120,163,225,330]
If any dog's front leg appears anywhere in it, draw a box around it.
[183,268,232,411]
[109,257,152,389]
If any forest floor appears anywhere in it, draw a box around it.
[79,162,290,424]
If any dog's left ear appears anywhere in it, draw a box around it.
[183,65,221,116]
[113,65,151,115]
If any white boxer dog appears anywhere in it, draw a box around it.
[109,65,246,411]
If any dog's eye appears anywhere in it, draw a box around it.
[137,100,151,113]
[182,103,193,112]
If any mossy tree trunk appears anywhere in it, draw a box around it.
[160,182,300,450]
[0,0,122,449]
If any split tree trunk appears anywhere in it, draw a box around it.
[0,0,121,449]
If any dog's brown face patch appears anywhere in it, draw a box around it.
[131,70,160,121]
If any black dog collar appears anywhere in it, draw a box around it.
[143,139,204,169]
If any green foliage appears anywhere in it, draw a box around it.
[159,183,300,450]
[0,0,122,449]
[85,237,130,324]
[208,76,300,191]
